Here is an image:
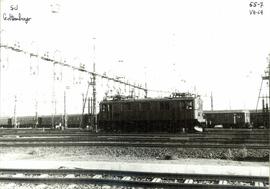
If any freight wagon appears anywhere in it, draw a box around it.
[204,110,250,128]
[0,117,12,128]
[0,114,93,129]
[250,110,269,128]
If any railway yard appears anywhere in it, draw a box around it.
[0,63,269,188]
[0,88,269,189]
[0,128,268,188]
[1,9,270,188]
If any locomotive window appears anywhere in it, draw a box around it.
[108,104,112,112]
[141,102,151,111]
[187,101,193,109]
[181,101,193,110]
[101,104,107,112]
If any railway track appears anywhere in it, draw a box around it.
[0,128,268,148]
[0,128,268,134]
[0,135,268,142]
[0,168,268,188]
[0,129,268,139]
[0,135,268,147]
[0,141,268,149]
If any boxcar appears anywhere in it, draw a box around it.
[98,93,205,133]
[38,115,62,128]
[0,117,12,128]
[67,114,93,128]
[204,110,250,128]
[12,116,37,128]
[250,109,269,128]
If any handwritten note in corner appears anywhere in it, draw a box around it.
[2,4,32,24]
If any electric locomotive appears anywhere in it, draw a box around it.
[98,93,205,133]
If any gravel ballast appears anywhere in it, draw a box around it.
[0,146,268,162]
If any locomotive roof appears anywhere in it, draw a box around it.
[100,96,197,104]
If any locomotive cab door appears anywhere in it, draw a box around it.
[108,104,112,120]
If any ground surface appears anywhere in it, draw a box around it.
[0,146,268,162]
[0,146,268,188]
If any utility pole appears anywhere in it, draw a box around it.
[0,48,1,117]
[92,37,97,132]
[90,97,93,114]
[52,63,56,129]
[144,66,147,98]
[267,54,270,130]
[35,99,38,128]
[211,92,213,111]
[13,95,17,128]
[268,54,270,177]
[88,97,90,114]
[263,54,270,128]
[64,89,67,128]
[80,81,91,128]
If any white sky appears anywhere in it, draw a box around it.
[0,0,270,116]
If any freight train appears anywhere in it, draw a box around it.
[0,93,205,132]
[0,94,268,131]
[0,114,93,129]
[204,109,269,129]
[203,110,250,128]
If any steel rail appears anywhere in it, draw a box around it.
[0,169,267,189]
[0,177,267,189]
[0,137,268,145]
[0,141,268,149]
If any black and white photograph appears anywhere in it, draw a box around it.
[0,0,269,188]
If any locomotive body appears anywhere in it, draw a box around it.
[98,93,205,133]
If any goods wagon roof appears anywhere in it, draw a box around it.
[204,110,249,114]
[249,109,263,113]
[0,117,11,119]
